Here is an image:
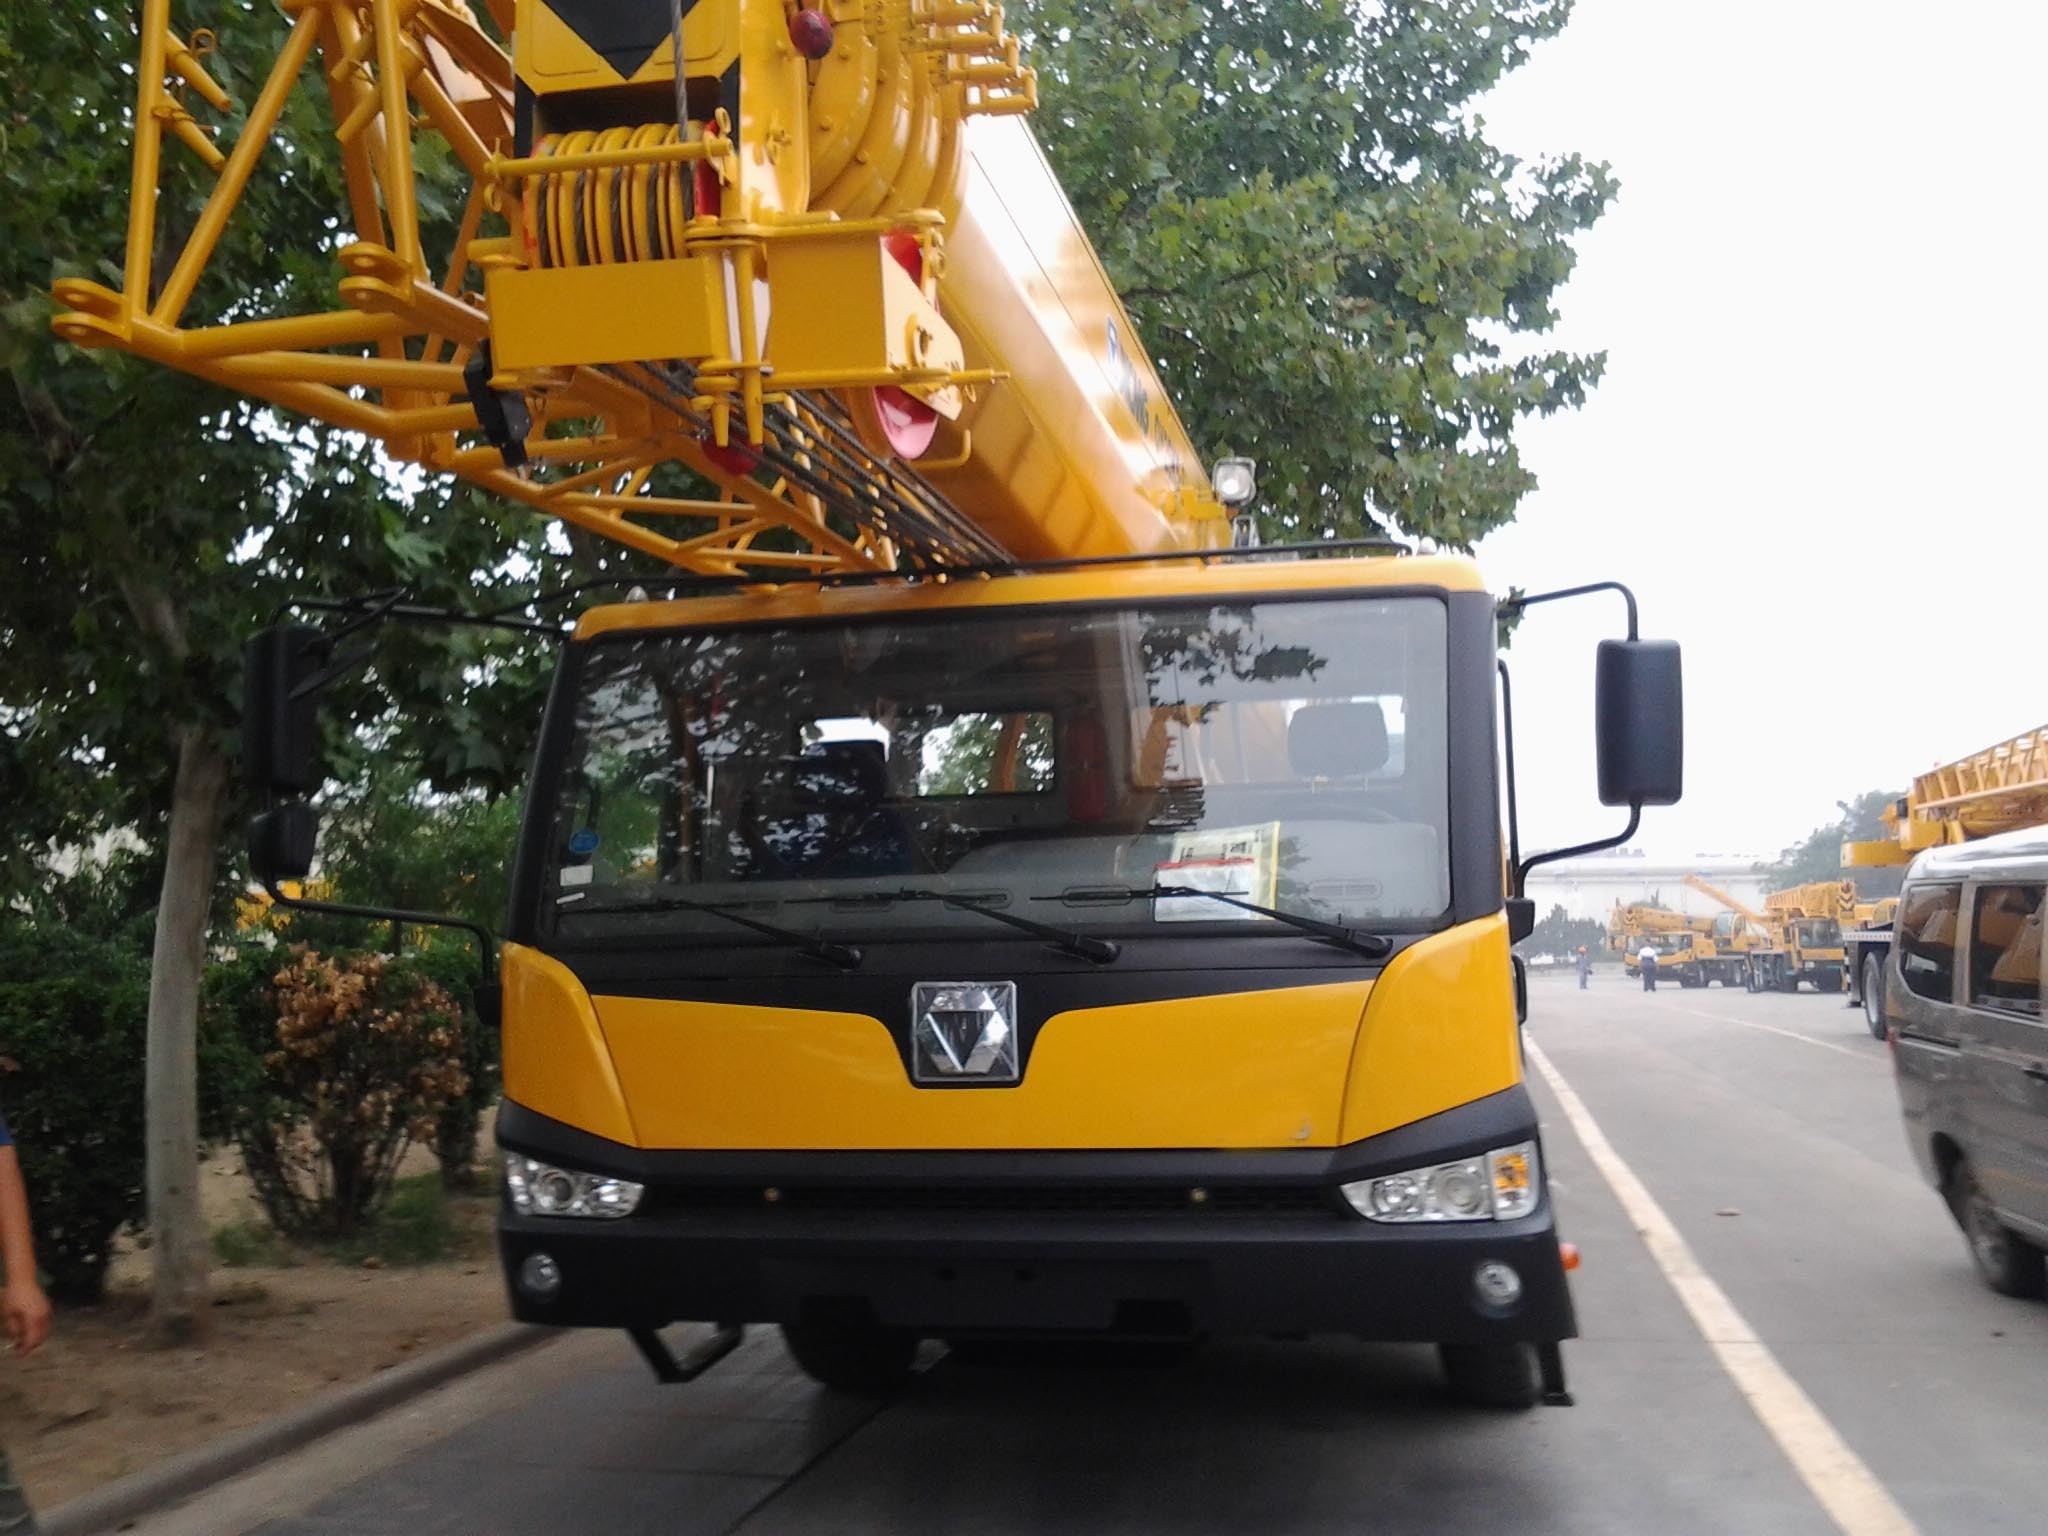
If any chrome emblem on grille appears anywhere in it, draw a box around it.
[911,982,1019,1083]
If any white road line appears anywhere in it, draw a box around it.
[1661,1004,1873,1061]
[1526,1038,1919,1536]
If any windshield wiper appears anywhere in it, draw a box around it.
[796,889,1119,965]
[1038,886,1393,960]
[558,891,862,970]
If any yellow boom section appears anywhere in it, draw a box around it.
[1844,723,2048,867]
[53,0,1228,576]
[1762,880,1856,921]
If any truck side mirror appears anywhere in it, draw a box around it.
[243,624,326,796]
[250,802,319,884]
[1595,639,1683,807]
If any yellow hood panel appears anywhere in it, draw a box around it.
[593,980,1374,1150]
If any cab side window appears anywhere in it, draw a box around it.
[1896,884,1962,1003]
[1969,883,2043,1017]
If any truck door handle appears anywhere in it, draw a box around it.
[2026,1065,2048,1085]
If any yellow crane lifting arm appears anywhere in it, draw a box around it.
[1610,904,1710,936]
[1679,873,1773,940]
[53,0,1232,577]
[1844,723,2048,867]
[1762,880,1856,921]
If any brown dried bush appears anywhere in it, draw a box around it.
[221,947,469,1238]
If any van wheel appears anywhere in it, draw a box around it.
[1861,955,1886,1039]
[1951,1167,2047,1299]
[1438,1343,1540,1410]
[781,1321,920,1394]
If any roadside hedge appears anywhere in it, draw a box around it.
[0,923,150,1303]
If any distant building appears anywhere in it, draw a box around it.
[1524,848,1768,922]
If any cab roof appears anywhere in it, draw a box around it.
[573,551,1487,641]
[1907,825,2048,884]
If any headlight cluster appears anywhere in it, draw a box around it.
[1340,1141,1539,1223]
[503,1154,644,1220]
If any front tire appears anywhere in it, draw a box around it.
[782,1321,920,1394]
[1438,1342,1540,1410]
[1950,1166,2047,1299]
[1861,954,1886,1039]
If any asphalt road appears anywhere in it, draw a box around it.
[126,973,2048,1536]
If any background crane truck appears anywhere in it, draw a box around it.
[1841,724,2048,1036]
[1606,902,1745,988]
[1680,874,1847,995]
[60,0,1684,1410]
[1744,881,1852,996]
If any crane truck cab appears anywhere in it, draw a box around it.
[460,550,1681,1409]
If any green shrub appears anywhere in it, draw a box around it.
[212,1218,294,1269]
[349,1172,466,1265]
[407,938,499,1191]
[0,922,150,1303]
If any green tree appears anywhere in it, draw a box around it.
[1015,0,1615,543]
[1756,791,1906,898]
[1517,903,1606,958]
[0,0,565,1337]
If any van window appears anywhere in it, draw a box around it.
[1969,884,2043,1017]
[1896,884,1962,1003]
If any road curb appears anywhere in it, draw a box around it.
[42,1321,559,1536]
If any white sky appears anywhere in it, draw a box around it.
[1469,1,2048,861]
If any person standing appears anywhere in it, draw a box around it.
[1637,942,1659,993]
[1,1104,52,1535]
[1576,945,1592,990]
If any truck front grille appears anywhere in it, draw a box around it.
[660,1184,1339,1217]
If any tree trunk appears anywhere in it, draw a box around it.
[145,725,229,1344]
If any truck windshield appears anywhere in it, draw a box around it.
[1797,918,1842,948]
[541,593,1450,947]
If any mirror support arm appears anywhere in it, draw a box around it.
[1498,580,1639,641]
[261,878,497,986]
[1513,804,1642,899]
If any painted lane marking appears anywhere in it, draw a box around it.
[1526,1038,1919,1536]
[1661,1004,1874,1062]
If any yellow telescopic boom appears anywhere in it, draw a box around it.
[53,0,1230,577]
[1844,723,2048,866]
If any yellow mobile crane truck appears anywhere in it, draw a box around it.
[1841,724,2048,1036]
[1743,881,1852,995]
[64,0,1684,1410]
[1677,874,1786,990]
[1606,904,1741,988]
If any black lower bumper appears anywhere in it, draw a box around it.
[495,1087,1577,1346]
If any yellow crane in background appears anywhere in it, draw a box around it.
[1750,881,1852,995]
[1606,901,1744,989]
[1678,874,1837,994]
[1840,723,2048,1033]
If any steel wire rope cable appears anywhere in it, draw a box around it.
[577,356,1001,571]
[518,0,1004,568]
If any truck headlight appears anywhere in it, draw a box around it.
[1340,1142,1540,1223]
[503,1154,644,1219]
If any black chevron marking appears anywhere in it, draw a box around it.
[545,0,696,81]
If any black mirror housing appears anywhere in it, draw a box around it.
[1595,639,1683,807]
[250,803,319,885]
[1506,896,1536,944]
[244,624,326,796]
